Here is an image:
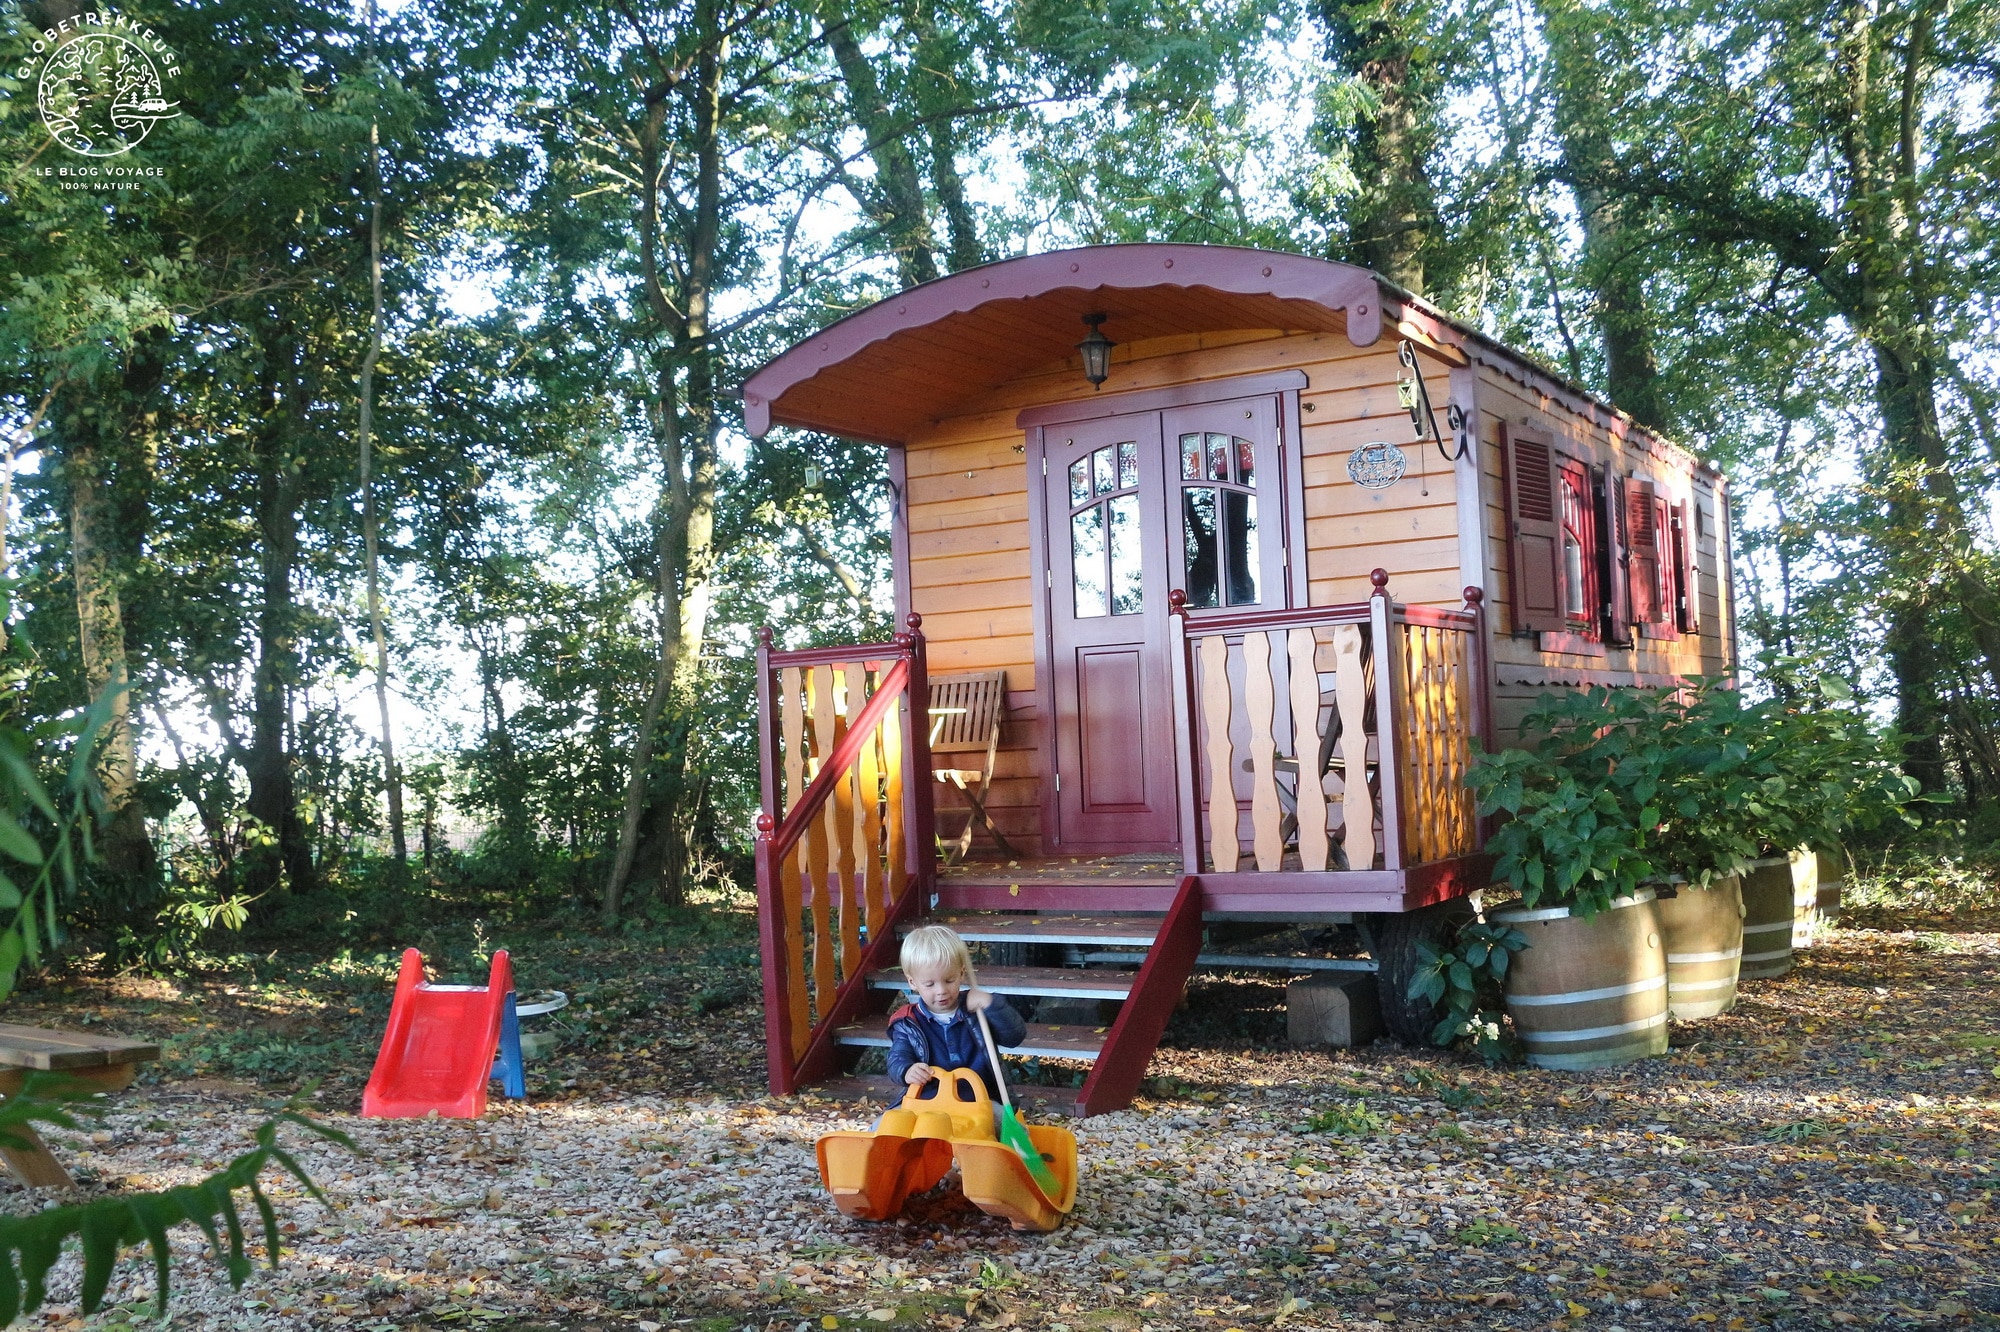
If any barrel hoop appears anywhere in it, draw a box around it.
[1522,1011,1669,1044]
[1509,974,1666,1007]
[1744,856,1793,869]
[1666,947,1742,964]
[1494,889,1656,924]
[1668,976,1738,993]
[1741,947,1792,963]
[1741,921,1791,936]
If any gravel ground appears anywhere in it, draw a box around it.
[5,917,1996,1332]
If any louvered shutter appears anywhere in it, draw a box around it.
[1595,465,1631,646]
[1672,500,1699,634]
[1503,425,1563,633]
[1623,478,1665,625]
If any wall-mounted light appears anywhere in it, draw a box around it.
[1077,313,1114,390]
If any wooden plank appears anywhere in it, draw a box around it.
[910,548,1039,586]
[897,605,1034,644]
[868,966,1139,1000]
[0,1126,73,1189]
[904,435,1032,478]
[0,1025,159,1070]
[1289,627,1329,872]
[1332,624,1370,866]
[906,468,1028,508]
[922,637,1037,675]
[778,668,812,1056]
[906,577,1035,616]
[1242,630,1283,872]
[920,913,1166,945]
[846,662,873,972]
[882,688,908,917]
[1198,634,1237,873]
[807,665,837,1019]
[908,496,1030,534]
[834,1016,1106,1062]
[907,520,1030,560]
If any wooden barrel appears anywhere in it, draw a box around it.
[1810,846,1845,939]
[1739,854,1801,979]
[1653,877,1742,1019]
[1494,891,1669,1070]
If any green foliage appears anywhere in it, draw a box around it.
[1455,1218,1521,1247]
[1407,921,1526,1059]
[0,1082,348,1323]
[1303,1099,1383,1137]
[1469,680,1917,917]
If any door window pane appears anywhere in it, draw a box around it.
[1069,458,1090,506]
[1072,506,1107,617]
[1236,436,1255,487]
[1180,433,1202,480]
[1117,439,1138,490]
[1206,433,1229,481]
[1223,490,1259,606]
[1108,494,1142,615]
[1182,487,1219,609]
[1093,446,1116,495]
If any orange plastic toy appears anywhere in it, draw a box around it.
[362,949,513,1119]
[815,1070,1078,1231]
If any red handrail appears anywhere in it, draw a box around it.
[767,656,910,862]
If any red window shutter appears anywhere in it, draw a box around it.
[1503,425,1564,633]
[1652,494,1675,630]
[1672,500,1699,633]
[1595,465,1631,645]
[1623,478,1665,625]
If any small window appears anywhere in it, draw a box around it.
[1069,440,1143,619]
[1557,460,1599,637]
[1177,432,1261,609]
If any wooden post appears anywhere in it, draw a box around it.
[1168,589,1203,876]
[1370,570,1405,872]
[899,614,938,904]
[754,813,796,1094]
[1464,586,1493,851]
[755,626,778,822]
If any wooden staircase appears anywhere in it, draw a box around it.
[832,883,1203,1116]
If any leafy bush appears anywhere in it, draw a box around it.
[1468,679,1915,917]
[1303,1099,1383,1136]
[1408,920,1526,1058]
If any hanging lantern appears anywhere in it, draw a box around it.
[1077,313,1114,390]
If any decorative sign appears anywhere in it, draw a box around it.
[1347,440,1407,490]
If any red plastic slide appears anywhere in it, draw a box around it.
[362,949,512,1119]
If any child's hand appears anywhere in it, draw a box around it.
[904,1063,934,1086]
[964,987,993,1014]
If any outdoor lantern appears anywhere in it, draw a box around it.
[1077,313,1114,389]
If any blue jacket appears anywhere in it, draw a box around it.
[884,995,1026,1099]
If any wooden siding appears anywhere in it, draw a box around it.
[904,327,1460,857]
[1470,351,1733,744]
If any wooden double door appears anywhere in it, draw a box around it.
[1034,393,1291,854]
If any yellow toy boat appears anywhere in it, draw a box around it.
[814,1069,1078,1231]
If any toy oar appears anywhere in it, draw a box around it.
[976,1006,1061,1196]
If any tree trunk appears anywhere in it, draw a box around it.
[1314,0,1435,294]
[357,70,407,863]
[605,0,724,922]
[66,427,152,881]
[244,323,318,897]
[823,5,939,288]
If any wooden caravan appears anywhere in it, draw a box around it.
[744,244,1736,1113]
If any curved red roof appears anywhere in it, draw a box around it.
[741,244,1385,443]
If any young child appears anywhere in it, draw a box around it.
[885,924,1026,1102]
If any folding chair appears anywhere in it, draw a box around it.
[928,671,1017,864]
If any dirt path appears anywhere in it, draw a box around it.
[5,917,1995,1331]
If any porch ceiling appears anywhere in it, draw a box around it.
[741,244,1386,445]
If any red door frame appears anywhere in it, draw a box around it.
[1020,369,1309,860]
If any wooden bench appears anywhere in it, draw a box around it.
[0,1023,161,1188]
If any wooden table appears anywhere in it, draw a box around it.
[0,1023,161,1188]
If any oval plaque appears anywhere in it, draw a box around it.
[1348,440,1407,490]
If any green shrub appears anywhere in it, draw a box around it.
[1468,679,1915,917]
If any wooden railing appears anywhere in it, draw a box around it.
[754,615,936,1095]
[1172,571,1487,876]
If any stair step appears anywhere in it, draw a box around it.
[833,1015,1107,1062]
[915,912,1163,946]
[868,965,1138,1000]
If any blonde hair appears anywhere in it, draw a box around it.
[900,924,976,988]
